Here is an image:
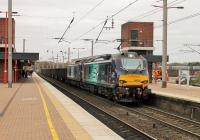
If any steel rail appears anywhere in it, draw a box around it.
[144,105,200,125]
[40,74,200,139]
[122,105,200,138]
[40,75,156,140]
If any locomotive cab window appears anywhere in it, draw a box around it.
[121,59,143,69]
[115,58,148,75]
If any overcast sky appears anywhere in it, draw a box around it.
[1,0,200,63]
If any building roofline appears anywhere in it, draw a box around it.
[121,21,154,27]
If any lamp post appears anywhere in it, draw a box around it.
[82,39,94,56]
[8,0,13,87]
[153,1,184,88]
[23,39,26,53]
[60,50,65,63]
[2,11,8,84]
[73,48,85,59]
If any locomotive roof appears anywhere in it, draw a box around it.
[71,52,145,65]
[71,54,111,64]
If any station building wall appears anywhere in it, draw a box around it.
[0,60,4,82]
[0,18,15,45]
[121,22,153,49]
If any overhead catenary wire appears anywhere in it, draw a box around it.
[27,1,186,49]
[88,0,187,52]
[54,0,105,47]
[15,0,105,21]
[19,14,71,19]
[72,0,139,42]
[155,11,200,28]
[115,1,184,30]
[55,0,106,45]
[167,12,200,26]
[52,0,107,58]
[73,0,185,45]
[74,0,105,25]
[104,0,187,43]
[21,0,193,60]
[92,10,199,53]
[128,0,186,21]
[187,46,200,55]
[107,0,186,30]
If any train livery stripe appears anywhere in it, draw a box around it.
[34,79,59,140]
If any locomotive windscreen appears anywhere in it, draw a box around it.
[115,58,148,75]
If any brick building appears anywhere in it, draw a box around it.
[0,18,39,83]
[0,18,15,82]
[0,18,15,44]
[121,22,154,55]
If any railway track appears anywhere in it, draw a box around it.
[40,75,155,140]
[41,75,200,140]
[133,106,200,138]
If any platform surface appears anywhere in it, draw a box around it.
[0,73,123,140]
[149,82,200,103]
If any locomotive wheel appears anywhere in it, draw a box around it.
[107,91,113,100]
[94,86,98,94]
[135,94,142,104]
[112,93,118,103]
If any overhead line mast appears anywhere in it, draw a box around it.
[95,17,108,43]
[73,0,139,42]
[58,17,74,43]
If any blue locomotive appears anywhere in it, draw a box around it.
[41,52,151,103]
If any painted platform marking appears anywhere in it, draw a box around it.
[34,78,59,140]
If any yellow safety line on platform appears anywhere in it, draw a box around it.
[35,79,59,140]
[36,75,92,140]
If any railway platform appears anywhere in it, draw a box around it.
[0,73,123,140]
[149,82,200,103]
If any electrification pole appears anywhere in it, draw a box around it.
[3,12,8,84]
[78,49,80,59]
[23,39,26,53]
[8,0,12,88]
[73,48,85,59]
[162,0,168,88]
[68,47,70,63]
[153,2,183,88]
[91,40,94,56]
[82,39,94,56]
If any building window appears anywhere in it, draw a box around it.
[130,30,138,47]
[0,36,4,44]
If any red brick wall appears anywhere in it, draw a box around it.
[121,22,153,49]
[0,61,4,82]
[0,60,20,83]
[0,18,15,45]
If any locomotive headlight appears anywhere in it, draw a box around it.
[119,80,127,84]
[128,54,134,58]
[125,88,129,95]
[141,80,148,84]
